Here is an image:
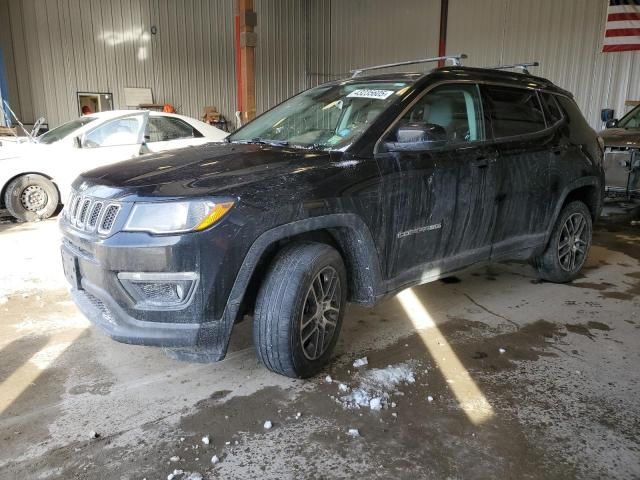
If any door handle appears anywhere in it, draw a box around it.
[471,156,493,168]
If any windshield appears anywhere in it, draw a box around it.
[37,117,97,144]
[229,81,410,149]
[618,105,640,129]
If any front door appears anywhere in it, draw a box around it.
[375,83,497,281]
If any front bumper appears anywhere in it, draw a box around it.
[60,217,242,359]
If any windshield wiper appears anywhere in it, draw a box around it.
[250,138,290,147]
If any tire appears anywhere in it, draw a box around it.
[253,242,347,378]
[534,201,593,283]
[3,174,59,222]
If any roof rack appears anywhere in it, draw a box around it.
[350,54,468,78]
[490,61,540,74]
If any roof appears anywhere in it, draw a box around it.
[339,66,571,97]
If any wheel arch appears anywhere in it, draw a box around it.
[544,176,603,246]
[228,214,384,322]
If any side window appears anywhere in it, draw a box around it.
[146,117,199,143]
[385,83,484,149]
[482,85,545,138]
[539,92,564,126]
[83,116,144,148]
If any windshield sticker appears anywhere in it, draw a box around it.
[347,89,395,100]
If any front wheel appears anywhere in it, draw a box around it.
[3,174,60,222]
[253,242,347,378]
[533,201,593,283]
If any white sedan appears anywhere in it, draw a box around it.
[0,110,227,222]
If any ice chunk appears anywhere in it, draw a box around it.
[186,474,203,480]
[173,469,183,475]
[338,383,349,392]
[211,455,220,464]
[427,395,434,402]
[295,412,302,419]
[325,375,333,383]
[264,420,273,430]
[339,363,416,410]
[369,398,382,410]
[498,347,506,354]
[347,428,360,437]
[88,431,100,439]
[169,456,180,462]
[353,357,368,368]
[201,435,210,445]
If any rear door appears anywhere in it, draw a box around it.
[480,84,553,258]
[374,83,498,279]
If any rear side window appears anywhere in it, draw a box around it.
[539,93,564,126]
[146,117,200,143]
[482,85,545,138]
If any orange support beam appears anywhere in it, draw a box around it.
[236,0,257,123]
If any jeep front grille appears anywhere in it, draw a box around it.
[65,192,121,235]
[100,205,121,233]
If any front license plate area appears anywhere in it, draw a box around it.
[61,248,82,290]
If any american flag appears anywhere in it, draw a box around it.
[603,0,640,52]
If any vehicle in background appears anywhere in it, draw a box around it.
[0,110,227,222]
[60,58,604,378]
[599,105,640,199]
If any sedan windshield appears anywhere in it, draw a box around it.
[37,117,97,144]
[229,81,409,149]
[618,105,640,129]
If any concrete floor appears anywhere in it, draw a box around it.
[0,216,639,479]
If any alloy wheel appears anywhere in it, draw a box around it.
[299,266,341,361]
[557,212,588,272]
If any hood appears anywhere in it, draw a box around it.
[79,142,335,199]
[599,128,640,149]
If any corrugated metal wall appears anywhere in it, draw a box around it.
[253,0,638,127]
[254,0,440,114]
[1,0,638,129]
[2,0,235,128]
[447,0,640,127]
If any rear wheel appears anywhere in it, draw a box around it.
[534,201,592,283]
[253,242,347,378]
[4,174,59,222]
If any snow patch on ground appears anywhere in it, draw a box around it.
[339,362,417,410]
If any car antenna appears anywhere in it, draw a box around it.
[349,54,468,78]
[490,61,540,75]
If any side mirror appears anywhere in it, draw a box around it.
[601,108,615,123]
[384,122,447,152]
[605,118,619,129]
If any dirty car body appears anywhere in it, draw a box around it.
[59,66,604,376]
[599,104,640,199]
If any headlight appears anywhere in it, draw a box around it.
[123,200,234,234]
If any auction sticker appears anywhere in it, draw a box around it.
[347,89,395,100]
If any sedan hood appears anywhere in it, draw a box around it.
[599,128,640,149]
[78,142,334,199]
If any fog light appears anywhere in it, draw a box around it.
[118,272,198,309]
